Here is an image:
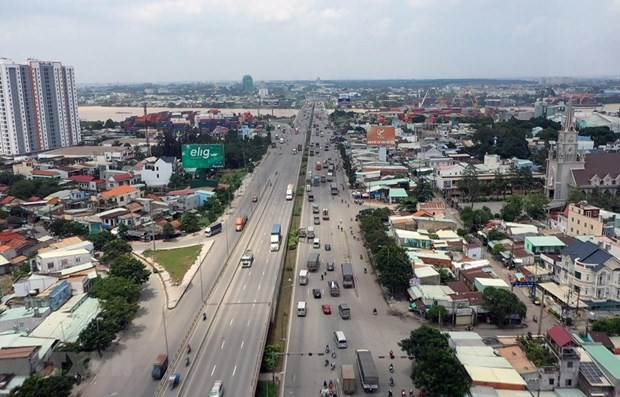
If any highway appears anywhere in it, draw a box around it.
[83,105,312,397]
[161,104,313,396]
[282,104,418,396]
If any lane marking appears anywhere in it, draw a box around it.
[241,341,245,349]
[230,318,234,326]
[211,365,216,376]
[221,340,226,349]
[233,365,237,377]
[258,284,261,291]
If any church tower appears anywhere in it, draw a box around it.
[544,102,585,202]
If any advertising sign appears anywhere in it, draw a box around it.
[367,126,395,146]
[182,144,224,169]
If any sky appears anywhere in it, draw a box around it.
[1,0,620,83]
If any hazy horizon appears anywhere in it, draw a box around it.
[4,0,620,84]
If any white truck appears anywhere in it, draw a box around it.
[299,269,308,285]
[270,224,282,251]
[241,249,253,267]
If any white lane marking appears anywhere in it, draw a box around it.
[258,284,261,291]
[247,318,251,326]
[243,284,247,290]
[241,341,245,349]
[211,365,216,376]
[233,366,237,377]
[221,340,225,349]
[230,318,234,326]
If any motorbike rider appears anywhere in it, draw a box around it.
[373,308,377,315]
[389,363,394,372]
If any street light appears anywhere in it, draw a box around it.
[95,317,104,357]
[161,304,170,358]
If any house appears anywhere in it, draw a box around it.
[105,172,137,189]
[96,185,142,209]
[67,175,106,192]
[34,248,92,274]
[566,202,614,237]
[464,243,482,260]
[29,169,60,180]
[413,266,440,285]
[545,326,581,389]
[0,346,42,376]
[417,201,446,218]
[139,156,176,187]
[13,274,58,297]
[524,236,566,256]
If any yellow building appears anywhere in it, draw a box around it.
[567,202,605,236]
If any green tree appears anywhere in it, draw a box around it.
[375,245,413,295]
[100,239,132,265]
[9,376,75,397]
[500,195,524,222]
[437,268,455,284]
[104,119,116,129]
[109,255,150,284]
[88,231,117,251]
[101,296,138,330]
[482,287,527,327]
[491,170,507,198]
[261,344,281,372]
[413,178,434,202]
[591,317,620,335]
[89,276,141,303]
[411,349,471,397]
[491,243,505,256]
[524,193,549,220]
[180,212,200,233]
[77,317,118,353]
[48,219,89,238]
[460,206,492,231]
[457,164,480,207]
[427,305,448,323]
[566,188,587,204]
[396,196,418,213]
[162,223,175,240]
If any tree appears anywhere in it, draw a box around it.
[374,245,414,295]
[500,195,523,222]
[482,287,527,327]
[491,243,505,256]
[48,219,89,238]
[77,316,118,353]
[100,239,132,265]
[109,255,150,284]
[437,268,454,284]
[162,223,175,240]
[180,212,200,233]
[104,119,116,129]
[89,276,141,303]
[491,170,507,198]
[457,164,480,207]
[101,296,138,330]
[9,376,75,397]
[459,206,492,232]
[413,178,434,202]
[591,317,620,335]
[88,231,117,251]
[566,188,586,204]
[396,196,418,213]
[261,344,281,372]
[427,305,448,323]
[524,193,549,220]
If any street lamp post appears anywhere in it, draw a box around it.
[95,317,103,357]
[162,305,170,358]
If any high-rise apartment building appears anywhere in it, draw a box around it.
[0,58,81,155]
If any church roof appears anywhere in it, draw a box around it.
[572,152,620,185]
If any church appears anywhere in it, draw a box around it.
[545,103,620,205]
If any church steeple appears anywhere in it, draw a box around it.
[556,102,579,163]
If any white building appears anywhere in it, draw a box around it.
[0,58,81,155]
[35,248,92,274]
[140,156,177,187]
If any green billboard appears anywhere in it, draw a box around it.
[181,144,225,169]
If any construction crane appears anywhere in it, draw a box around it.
[418,91,429,109]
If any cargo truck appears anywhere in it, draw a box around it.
[241,249,254,267]
[270,224,281,251]
[299,269,308,285]
[341,364,356,394]
[204,221,222,237]
[307,252,320,272]
[235,215,248,231]
[341,262,354,288]
[356,349,379,392]
[151,354,168,380]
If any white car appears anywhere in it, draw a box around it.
[209,381,224,397]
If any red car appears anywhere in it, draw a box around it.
[322,304,331,314]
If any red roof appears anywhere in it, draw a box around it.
[69,175,95,183]
[0,196,15,205]
[0,185,9,192]
[0,231,23,244]
[112,173,132,181]
[27,196,41,202]
[547,326,574,347]
[168,189,193,196]
[32,169,58,176]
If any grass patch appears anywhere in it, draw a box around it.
[255,380,278,397]
[0,275,14,295]
[144,245,202,284]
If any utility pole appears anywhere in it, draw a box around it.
[537,289,546,336]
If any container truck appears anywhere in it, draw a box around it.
[356,349,379,392]
[341,262,354,288]
[285,183,294,200]
[235,215,248,231]
[151,354,168,380]
[270,224,281,251]
[341,364,356,394]
[307,252,320,272]
[204,222,222,237]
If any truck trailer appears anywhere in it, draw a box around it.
[307,252,320,272]
[341,364,356,394]
[270,224,281,251]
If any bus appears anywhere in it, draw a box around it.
[286,184,294,200]
[330,183,338,195]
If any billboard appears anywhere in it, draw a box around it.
[182,144,224,169]
[367,126,395,146]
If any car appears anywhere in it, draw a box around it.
[252,196,258,202]
[322,304,332,314]
[327,261,334,271]
[314,217,320,225]
[325,244,331,251]
[313,288,322,299]
[208,380,224,397]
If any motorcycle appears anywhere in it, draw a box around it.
[389,377,394,387]
[409,390,414,397]
[364,268,367,274]
[389,363,394,373]
[373,308,377,315]
[390,350,394,359]
[388,391,393,397]
[331,350,336,359]
[203,313,207,321]
[324,359,329,367]
[330,362,336,370]
[325,345,330,354]
[401,390,407,397]
[185,357,190,367]
[187,345,191,354]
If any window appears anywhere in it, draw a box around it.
[549,378,554,385]
[567,361,573,368]
[574,271,581,280]
[47,262,54,269]
[566,379,572,386]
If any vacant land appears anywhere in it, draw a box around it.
[144,245,202,283]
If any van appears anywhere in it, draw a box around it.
[333,330,347,349]
[338,304,351,319]
[297,301,307,317]
[306,184,312,192]
[313,238,320,249]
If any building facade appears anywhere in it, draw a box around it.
[0,58,81,155]
[567,202,608,237]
